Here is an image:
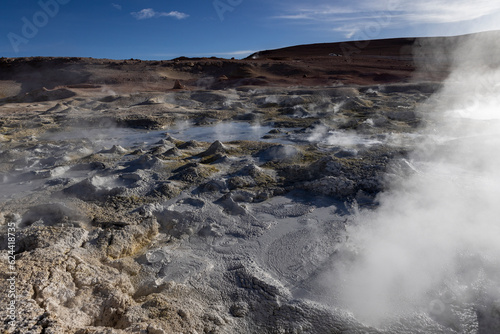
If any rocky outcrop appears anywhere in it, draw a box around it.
[256,144,303,163]
[300,175,357,197]
[172,79,185,90]
[198,140,226,157]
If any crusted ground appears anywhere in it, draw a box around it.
[0,82,451,334]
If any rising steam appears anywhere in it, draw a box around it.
[331,32,500,329]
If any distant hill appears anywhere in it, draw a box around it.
[0,31,498,96]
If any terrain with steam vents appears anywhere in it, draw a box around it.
[1,32,500,333]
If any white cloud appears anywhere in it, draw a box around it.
[112,3,122,10]
[131,8,189,20]
[274,0,500,38]
[131,8,156,19]
[396,0,500,24]
[162,11,190,20]
[212,50,257,56]
[272,6,358,21]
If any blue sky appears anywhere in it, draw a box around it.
[1,0,500,60]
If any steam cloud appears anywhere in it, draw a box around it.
[331,32,500,329]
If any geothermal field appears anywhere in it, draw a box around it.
[1,33,500,333]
